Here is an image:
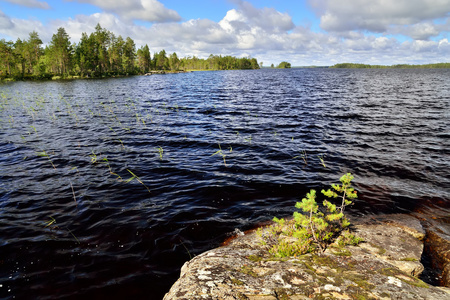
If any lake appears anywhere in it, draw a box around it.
[1,68,449,299]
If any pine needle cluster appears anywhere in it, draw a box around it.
[259,173,362,257]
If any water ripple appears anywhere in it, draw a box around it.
[0,68,449,299]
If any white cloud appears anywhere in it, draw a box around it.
[395,22,441,40]
[67,0,181,23]
[0,10,15,30]
[0,2,449,66]
[309,0,450,39]
[0,10,44,41]
[409,39,440,52]
[3,0,50,9]
[232,0,295,33]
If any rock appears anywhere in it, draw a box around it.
[424,230,450,286]
[144,71,166,75]
[353,223,424,276]
[375,213,426,241]
[164,215,450,299]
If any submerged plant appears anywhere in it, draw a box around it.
[261,173,361,257]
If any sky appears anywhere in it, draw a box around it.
[0,0,449,66]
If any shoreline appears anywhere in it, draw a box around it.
[164,213,450,299]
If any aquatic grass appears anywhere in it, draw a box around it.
[211,143,228,167]
[135,113,146,126]
[302,150,307,165]
[44,216,80,244]
[89,150,98,164]
[157,146,164,160]
[292,150,307,165]
[67,227,81,244]
[117,138,125,149]
[36,150,56,169]
[124,169,151,193]
[318,154,326,168]
[69,181,77,207]
[179,238,193,259]
[101,157,122,180]
[45,216,57,228]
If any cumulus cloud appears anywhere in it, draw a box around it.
[67,0,181,23]
[0,10,15,30]
[0,1,448,66]
[392,22,441,40]
[230,0,295,33]
[0,9,44,40]
[3,0,50,9]
[309,0,450,37]
[215,1,298,52]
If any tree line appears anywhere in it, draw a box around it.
[0,24,260,80]
[330,63,450,69]
[267,61,291,68]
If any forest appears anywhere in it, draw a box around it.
[0,24,260,80]
[330,63,450,68]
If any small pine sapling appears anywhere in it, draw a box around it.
[322,173,357,229]
[260,173,361,257]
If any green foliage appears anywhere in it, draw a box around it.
[0,24,260,80]
[277,61,291,68]
[322,173,357,215]
[180,54,259,71]
[269,237,313,258]
[336,230,364,247]
[260,173,361,257]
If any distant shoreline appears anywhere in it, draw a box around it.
[264,63,450,69]
[328,62,450,69]
[2,63,449,82]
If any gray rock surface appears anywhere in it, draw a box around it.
[164,214,450,299]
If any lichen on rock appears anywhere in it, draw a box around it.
[164,214,450,299]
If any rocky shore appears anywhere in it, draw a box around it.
[143,70,191,75]
[164,214,450,299]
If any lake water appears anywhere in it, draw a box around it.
[1,68,449,299]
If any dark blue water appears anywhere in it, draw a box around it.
[0,69,449,299]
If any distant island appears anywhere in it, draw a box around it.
[0,24,260,81]
[269,61,291,68]
[330,63,450,68]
